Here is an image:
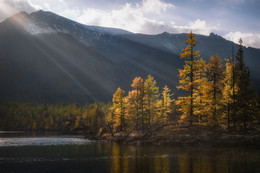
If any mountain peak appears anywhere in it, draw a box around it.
[30,10,69,21]
[6,11,29,21]
[209,32,217,37]
[160,32,170,35]
[29,10,132,36]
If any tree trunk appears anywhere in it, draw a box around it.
[190,46,194,126]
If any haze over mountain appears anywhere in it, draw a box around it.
[0,10,259,103]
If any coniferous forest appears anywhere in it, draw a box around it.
[1,33,259,137]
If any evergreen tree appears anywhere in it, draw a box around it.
[176,32,200,126]
[235,39,257,132]
[231,45,237,130]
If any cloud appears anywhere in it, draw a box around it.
[171,19,215,35]
[61,0,214,35]
[224,31,260,48]
[142,0,174,14]
[44,2,50,10]
[0,0,38,21]
[74,0,174,33]
[0,0,216,36]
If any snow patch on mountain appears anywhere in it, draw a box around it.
[26,22,55,35]
[24,10,132,45]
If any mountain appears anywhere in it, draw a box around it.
[0,10,259,103]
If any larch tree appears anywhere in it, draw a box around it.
[176,32,200,126]
[193,58,207,123]
[204,55,224,127]
[144,74,159,128]
[112,87,126,132]
[223,58,233,129]
[129,77,145,131]
[125,90,138,130]
[161,85,174,123]
[222,57,238,130]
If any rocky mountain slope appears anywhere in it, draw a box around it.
[0,10,259,103]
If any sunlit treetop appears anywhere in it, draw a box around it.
[185,32,197,47]
[181,32,200,59]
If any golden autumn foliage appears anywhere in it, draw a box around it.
[203,55,224,126]
[193,58,207,122]
[111,87,126,131]
[177,32,200,125]
[130,76,145,131]
[160,85,174,123]
[181,32,200,59]
[110,75,174,132]
[144,75,159,126]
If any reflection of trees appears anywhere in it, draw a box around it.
[110,143,170,173]
[178,151,235,173]
[109,144,257,173]
[110,143,120,173]
[110,143,130,173]
[179,153,215,173]
[155,155,170,173]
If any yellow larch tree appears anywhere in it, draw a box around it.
[144,74,159,128]
[204,55,224,126]
[112,87,126,132]
[127,77,145,131]
[193,58,207,124]
[176,32,200,126]
[161,85,174,123]
[125,90,138,131]
[222,57,237,129]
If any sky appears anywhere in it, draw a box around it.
[0,0,260,48]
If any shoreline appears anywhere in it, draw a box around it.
[1,129,259,148]
[97,133,260,148]
[93,126,260,148]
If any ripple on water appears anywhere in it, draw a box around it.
[0,137,92,147]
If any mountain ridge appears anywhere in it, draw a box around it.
[0,10,259,103]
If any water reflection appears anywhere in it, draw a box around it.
[0,133,259,173]
[107,143,259,173]
[109,143,170,173]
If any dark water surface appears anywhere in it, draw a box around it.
[0,131,259,173]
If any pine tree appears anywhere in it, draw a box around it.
[144,75,159,128]
[112,87,126,131]
[204,55,224,127]
[176,32,200,126]
[235,39,257,132]
[231,45,237,130]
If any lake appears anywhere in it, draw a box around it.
[0,131,259,173]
